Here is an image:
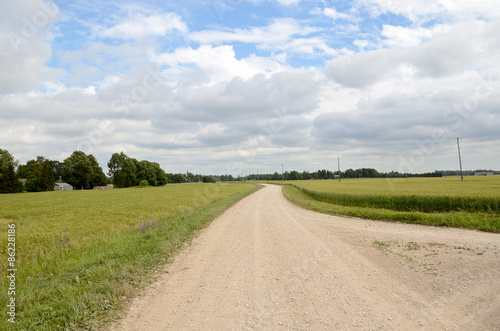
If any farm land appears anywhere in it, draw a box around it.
[0,182,260,330]
[1,176,499,329]
[282,176,500,232]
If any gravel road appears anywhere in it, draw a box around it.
[113,184,500,330]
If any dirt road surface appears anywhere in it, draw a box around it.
[113,184,500,330]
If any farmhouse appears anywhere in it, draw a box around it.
[54,182,73,191]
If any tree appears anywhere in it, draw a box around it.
[343,169,358,178]
[22,157,56,192]
[152,162,168,186]
[108,152,137,188]
[1,163,23,194]
[63,151,92,190]
[50,160,63,181]
[88,155,107,187]
[0,149,22,194]
[17,164,29,178]
[167,173,186,183]
[202,175,216,183]
[0,149,18,171]
[136,160,157,186]
[289,171,302,180]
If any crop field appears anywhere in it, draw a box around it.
[0,183,260,330]
[282,176,500,232]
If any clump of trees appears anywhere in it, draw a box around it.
[17,156,56,192]
[0,148,170,194]
[165,172,217,183]
[62,151,107,190]
[108,152,167,188]
[0,149,23,194]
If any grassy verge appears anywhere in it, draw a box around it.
[281,184,500,233]
[1,183,261,330]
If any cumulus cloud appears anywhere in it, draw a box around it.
[152,45,287,83]
[1,0,499,175]
[97,12,188,39]
[310,7,353,21]
[325,19,497,88]
[189,18,337,56]
[361,0,500,22]
[0,1,61,93]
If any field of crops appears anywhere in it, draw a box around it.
[0,183,259,330]
[282,176,500,232]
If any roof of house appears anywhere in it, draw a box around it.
[55,182,73,187]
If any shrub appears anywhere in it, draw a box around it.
[139,180,149,187]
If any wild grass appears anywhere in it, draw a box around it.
[0,183,260,330]
[281,180,500,232]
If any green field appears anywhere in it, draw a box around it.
[281,177,500,232]
[0,183,260,330]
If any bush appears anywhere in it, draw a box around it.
[139,180,149,187]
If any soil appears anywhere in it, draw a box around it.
[111,184,500,330]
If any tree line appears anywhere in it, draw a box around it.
[246,168,444,181]
[0,149,171,193]
[2,147,495,194]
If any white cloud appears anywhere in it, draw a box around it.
[189,18,331,56]
[97,12,188,39]
[381,24,449,48]
[311,7,352,20]
[276,0,301,5]
[1,1,499,175]
[0,1,61,93]
[191,18,317,44]
[362,0,500,22]
[153,45,287,84]
[326,19,497,88]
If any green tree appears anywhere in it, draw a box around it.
[22,158,56,192]
[136,160,157,186]
[1,163,23,194]
[167,173,186,183]
[50,160,63,181]
[17,164,29,178]
[152,162,167,186]
[0,149,18,171]
[202,175,216,183]
[63,151,92,190]
[343,169,358,178]
[88,155,107,187]
[0,149,22,194]
[108,152,137,188]
[25,160,43,192]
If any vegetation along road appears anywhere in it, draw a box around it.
[113,184,500,330]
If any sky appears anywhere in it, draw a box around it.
[1,0,499,176]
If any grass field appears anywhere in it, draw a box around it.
[280,177,500,232]
[0,183,260,330]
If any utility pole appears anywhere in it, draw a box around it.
[457,137,463,182]
[282,164,284,182]
[338,157,341,182]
